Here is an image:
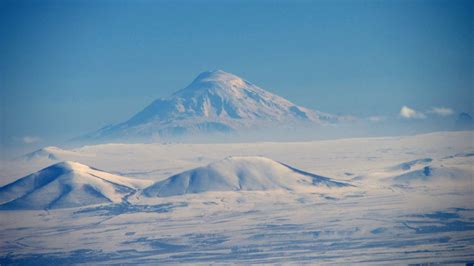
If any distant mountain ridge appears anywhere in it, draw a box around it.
[81,70,337,142]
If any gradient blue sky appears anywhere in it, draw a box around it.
[1,0,473,151]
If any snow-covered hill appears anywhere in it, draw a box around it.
[144,156,351,197]
[21,146,75,161]
[391,165,472,184]
[0,132,473,264]
[82,70,337,141]
[0,161,152,210]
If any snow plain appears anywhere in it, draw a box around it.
[0,131,473,264]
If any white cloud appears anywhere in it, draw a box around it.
[429,107,454,117]
[22,136,41,144]
[400,106,426,119]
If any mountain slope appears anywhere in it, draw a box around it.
[83,70,336,141]
[0,161,152,210]
[143,156,351,197]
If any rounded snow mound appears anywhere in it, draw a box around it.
[23,146,66,161]
[392,165,472,184]
[0,161,152,210]
[144,156,351,197]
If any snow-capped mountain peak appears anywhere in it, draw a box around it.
[82,70,337,141]
[183,69,248,91]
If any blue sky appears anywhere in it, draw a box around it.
[0,0,473,152]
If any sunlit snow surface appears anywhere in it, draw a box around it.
[1,131,473,264]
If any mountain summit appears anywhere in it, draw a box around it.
[83,70,336,141]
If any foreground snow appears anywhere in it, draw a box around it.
[0,131,473,264]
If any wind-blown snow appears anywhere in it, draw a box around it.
[144,156,350,197]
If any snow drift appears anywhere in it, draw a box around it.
[0,161,151,210]
[144,156,351,197]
